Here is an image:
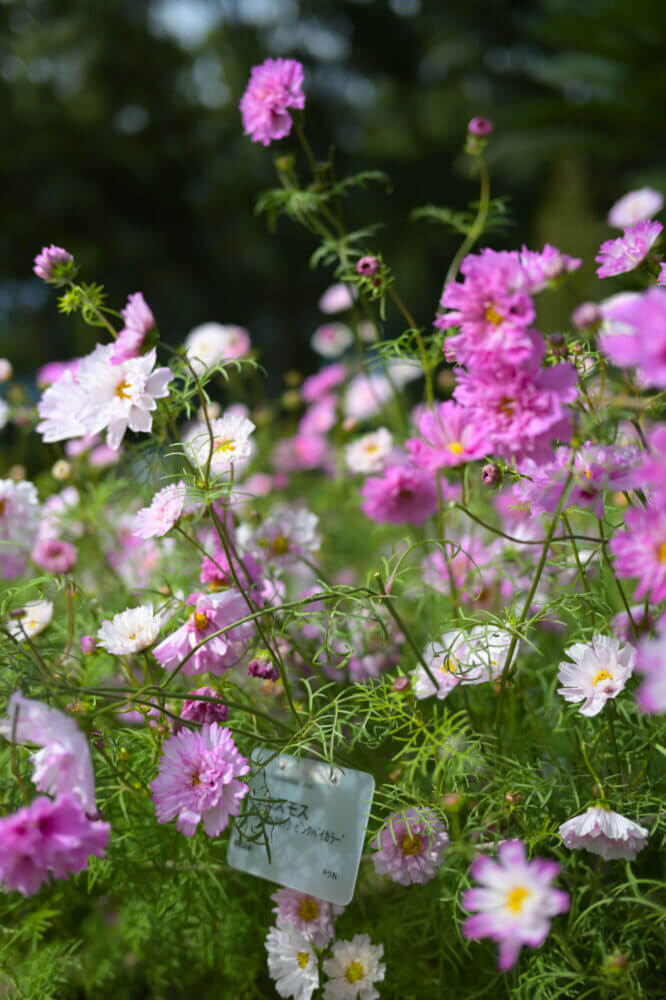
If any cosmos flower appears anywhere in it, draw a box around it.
[0,479,41,578]
[406,400,487,471]
[271,888,343,947]
[240,58,305,146]
[301,363,348,402]
[134,481,187,539]
[463,839,569,971]
[96,604,162,655]
[318,283,356,314]
[33,245,76,284]
[184,322,251,375]
[559,807,648,860]
[180,687,229,726]
[371,807,448,886]
[7,600,53,641]
[153,590,252,677]
[345,428,393,474]
[412,626,516,700]
[595,221,662,278]
[556,634,635,717]
[635,615,666,714]
[610,502,666,604]
[311,323,354,358]
[598,287,666,389]
[112,292,156,363]
[323,935,385,1000]
[607,188,663,229]
[184,412,255,478]
[360,462,438,525]
[31,537,77,574]
[150,723,249,836]
[265,921,319,1000]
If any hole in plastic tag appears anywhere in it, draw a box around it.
[227,748,375,905]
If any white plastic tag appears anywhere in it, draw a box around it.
[227,748,375,905]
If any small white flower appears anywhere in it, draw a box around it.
[265,921,319,1000]
[322,934,385,1000]
[386,358,423,387]
[413,626,516,701]
[607,187,663,229]
[185,322,250,375]
[311,323,353,358]
[7,600,53,641]
[345,428,393,474]
[557,634,635,717]
[184,412,255,478]
[97,604,161,655]
[559,807,648,860]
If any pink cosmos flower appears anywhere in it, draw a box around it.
[343,373,393,421]
[519,244,581,293]
[371,808,448,886]
[150,723,249,836]
[360,462,438,525]
[406,400,487,471]
[453,358,578,464]
[301,363,347,402]
[33,245,75,284]
[357,255,379,276]
[462,840,569,971]
[31,537,77,574]
[271,888,343,947]
[610,605,654,643]
[635,615,666,714]
[273,432,332,473]
[607,187,663,229]
[468,116,493,136]
[599,287,666,389]
[0,795,109,896]
[240,58,305,145]
[180,687,229,725]
[557,634,635,717]
[298,394,337,436]
[559,807,648,860]
[0,691,97,812]
[134,481,187,539]
[318,282,356,314]
[111,292,155,363]
[640,425,666,494]
[610,503,666,603]
[153,590,252,677]
[595,221,662,278]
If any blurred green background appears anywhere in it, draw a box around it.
[2,0,666,389]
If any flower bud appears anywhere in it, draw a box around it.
[33,244,77,285]
[482,463,501,487]
[52,459,71,481]
[9,464,25,481]
[572,302,601,330]
[356,255,379,277]
[504,791,522,805]
[393,675,410,693]
[284,369,302,387]
[468,116,493,137]
[442,793,463,812]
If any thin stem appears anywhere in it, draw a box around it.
[373,571,439,689]
[387,286,434,407]
[563,513,595,629]
[444,155,490,289]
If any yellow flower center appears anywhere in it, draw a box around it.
[365,443,379,453]
[297,952,310,970]
[115,379,131,400]
[584,468,591,479]
[346,961,365,984]
[499,397,514,417]
[271,534,289,556]
[441,656,457,674]
[128,632,136,640]
[448,441,464,455]
[485,304,504,325]
[658,541,666,563]
[0,498,6,516]
[506,886,530,914]
[190,771,201,787]
[400,833,423,856]
[215,438,236,453]
[593,669,613,686]
[193,611,209,630]
[297,897,320,922]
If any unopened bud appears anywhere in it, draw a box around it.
[280,389,301,411]
[393,675,410,693]
[572,302,601,330]
[442,793,463,812]
[482,463,501,487]
[52,459,71,481]
[9,464,25,481]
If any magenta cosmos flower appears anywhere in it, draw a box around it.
[610,503,666,604]
[180,687,229,725]
[518,244,581,293]
[112,292,156,364]
[240,58,305,146]
[468,116,493,136]
[0,795,109,896]
[31,537,78,574]
[559,807,648,861]
[271,888,343,947]
[372,808,449,886]
[462,840,569,971]
[406,400,487,471]
[151,723,249,836]
[595,220,662,278]
[635,615,666,714]
[153,590,252,677]
[360,462,439,525]
[134,480,187,539]
[599,287,666,389]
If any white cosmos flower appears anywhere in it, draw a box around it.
[345,428,393,474]
[97,604,162,655]
[559,807,649,860]
[184,412,255,478]
[607,187,663,229]
[185,322,250,375]
[557,633,635,717]
[322,934,385,1000]
[413,626,516,700]
[7,600,53,641]
[265,921,319,1000]
[237,506,320,566]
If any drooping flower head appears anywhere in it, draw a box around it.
[150,723,249,836]
[595,221,662,278]
[96,604,162,656]
[360,462,439,526]
[556,633,635,717]
[33,245,76,284]
[322,934,385,1000]
[635,615,666,714]
[462,839,569,971]
[240,58,305,146]
[271,888,343,947]
[371,807,448,886]
[134,481,187,539]
[0,795,109,896]
[265,921,319,1000]
[559,807,648,860]
[180,687,229,726]
[607,188,663,229]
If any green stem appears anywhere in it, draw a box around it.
[444,155,490,289]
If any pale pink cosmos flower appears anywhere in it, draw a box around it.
[301,363,347,402]
[0,795,109,896]
[610,604,654,643]
[342,373,393,421]
[607,188,663,229]
[134,481,187,539]
[271,888,343,947]
[240,58,305,145]
[310,322,353,358]
[273,432,332,473]
[635,615,666,714]
[7,600,53,641]
[559,807,648,860]
[323,935,385,1000]
[31,537,77,573]
[36,358,80,388]
[298,394,337,436]
[406,400,487,471]
[556,634,635,717]
[519,244,581,293]
[610,503,666,604]
[595,220,662,278]
[413,626,516,700]
[463,839,569,971]
[150,723,249,836]
[318,282,356,314]
[371,807,448,886]
[639,425,666,495]
[0,691,97,812]
[422,535,501,602]
[345,427,393,474]
[599,287,666,389]
[111,291,156,363]
[97,604,162,656]
[185,322,251,375]
[360,462,438,525]
[180,687,229,725]
[153,590,252,676]
[237,506,320,569]
[0,479,40,578]
[184,412,255,478]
